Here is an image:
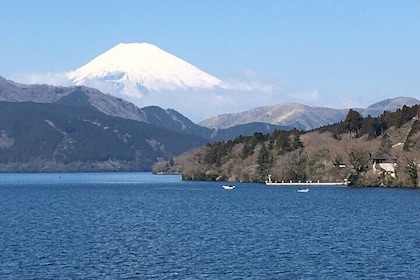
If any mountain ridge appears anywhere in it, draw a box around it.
[199,97,420,130]
[0,76,213,136]
[2,76,419,139]
[0,76,294,140]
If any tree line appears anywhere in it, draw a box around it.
[154,104,420,187]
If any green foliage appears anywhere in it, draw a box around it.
[241,140,256,159]
[403,120,420,151]
[289,128,304,150]
[319,105,420,140]
[360,115,382,138]
[406,161,419,187]
[348,149,370,185]
[343,109,363,136]
[267,129,303,154]
[204,142,227,166]
[237,132,264,159]
[385,105,418,128]
[379,171,396,187]
[256,143,273,180]
[179,129,305,182]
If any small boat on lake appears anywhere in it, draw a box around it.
[297,188,310,193]
[222,185,235,190]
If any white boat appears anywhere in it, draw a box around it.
[297,188,310,193]
[222,185,235,190]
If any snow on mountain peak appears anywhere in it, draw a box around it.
[67,42,221,98]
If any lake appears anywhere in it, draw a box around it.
[0,172,418,279]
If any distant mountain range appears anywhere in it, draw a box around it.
[199,97,420,131]
[2,75,419,138]
[0,75,419,172]
[0,76,292,141]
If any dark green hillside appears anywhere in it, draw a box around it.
[141,106,213,139]
[318,105,420,138]
[212,122,293,141]
[53,89,96,109]
[0,101,208,172]
[154,128,303,182]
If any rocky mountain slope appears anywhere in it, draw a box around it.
[199,97,420,130]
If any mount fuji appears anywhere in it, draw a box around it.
[65,42,275,122]
[67,43,222,99]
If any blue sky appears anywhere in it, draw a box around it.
[1,0,420,117]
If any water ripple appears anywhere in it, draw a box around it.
[0,174,419,279]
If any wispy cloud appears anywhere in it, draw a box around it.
[12,72,74,87]
[219,79,273,92]
[288,90,320,103]
[217,68,279,92]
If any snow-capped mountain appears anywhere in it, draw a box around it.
[67,43,221,98]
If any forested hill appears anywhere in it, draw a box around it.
[0,101,208,172]
[318,105,420,140]
[154,104,420,188]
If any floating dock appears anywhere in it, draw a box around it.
[265,175,348,186]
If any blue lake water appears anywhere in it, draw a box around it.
[0,172,419,279]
